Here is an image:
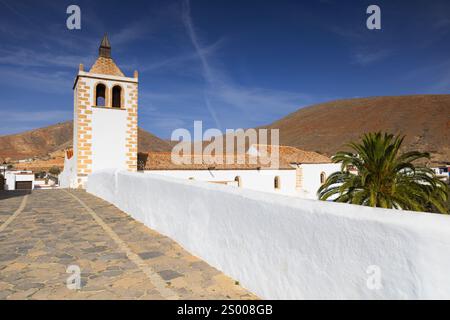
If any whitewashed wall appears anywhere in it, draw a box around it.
[5,172,15,190]
[145,169,297,196]
[59,156,75,188]
[72,85,79,185]
[15,173,35,189]
[4,172,34,190]
[91,107,128,172]
[146,163,341,199]
[87,169,450,299]
[300,163,341,199]
[71,74,135,187]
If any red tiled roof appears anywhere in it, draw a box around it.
[249,144,331,164]
[139,145,331,170]
[89,57,125,77]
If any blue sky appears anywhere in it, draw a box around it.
[0,0,449,138]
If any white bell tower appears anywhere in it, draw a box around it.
[70,34,139,188]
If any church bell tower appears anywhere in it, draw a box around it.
[71,34,138,188]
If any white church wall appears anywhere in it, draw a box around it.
[144,169,297,195]
[87,169,450,299]
[59,156,75,188]
[72,85,79,180]
[300,163,341,199]
[91,107,128,172]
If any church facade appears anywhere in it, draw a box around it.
[60,35,340,199]
[60,35,138,188]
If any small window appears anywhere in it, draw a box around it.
[112,85,122,108]
[95,83,106,106]
[320,172,326,184]
[274,176,280,190]
[234,176,242,187]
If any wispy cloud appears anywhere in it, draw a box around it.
[351,48,393,66]
[0,67,72,94]
[181,0,222,129]
[0,110,71,135]
[0,0,324,138]
[111,19,155,48]
[0,47,93,69]
[0,110,71,122]
[139,40,223,73]
[0,0,34,27]
[330,25,363,41]
[210,85,315,121]
[0,5,157,96]
[179,0,315,132]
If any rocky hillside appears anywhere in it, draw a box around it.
[0,121,172,163]
[263,95,450,164]
[2,94,449,167]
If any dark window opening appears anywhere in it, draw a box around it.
[96,84,106,107]
[320,172,326,184]
[274,176,280,189]
[112,86,122,108]
[234,176,242,187]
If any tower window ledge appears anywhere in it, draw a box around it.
[92,105,126,110]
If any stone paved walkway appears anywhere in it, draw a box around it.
[0,189,256,300]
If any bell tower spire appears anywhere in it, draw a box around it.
[68,34,139,188]
[99,33,111,58]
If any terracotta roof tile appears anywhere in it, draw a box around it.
[139,145,331,170]
[250,144,331,164]
[89,57,125,77]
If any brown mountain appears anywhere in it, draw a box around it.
[264,94,450,164]
[2,94,449,168]
[0,121,172,163]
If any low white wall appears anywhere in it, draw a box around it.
[145,169,297,196]
[87,169,450,299]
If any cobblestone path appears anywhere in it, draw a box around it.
[0,189,256,300]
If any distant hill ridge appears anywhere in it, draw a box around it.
[0,121,172,162]
[263,94,450,164]
[1,94,449,165]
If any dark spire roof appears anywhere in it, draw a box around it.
[99,34,111,58]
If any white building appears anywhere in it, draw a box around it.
[431,165,450,182]
[3,170,35,190]
[139,145,340,199]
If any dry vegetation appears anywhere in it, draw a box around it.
[264,94,450,165]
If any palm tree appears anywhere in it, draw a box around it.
[318,132,448,214]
